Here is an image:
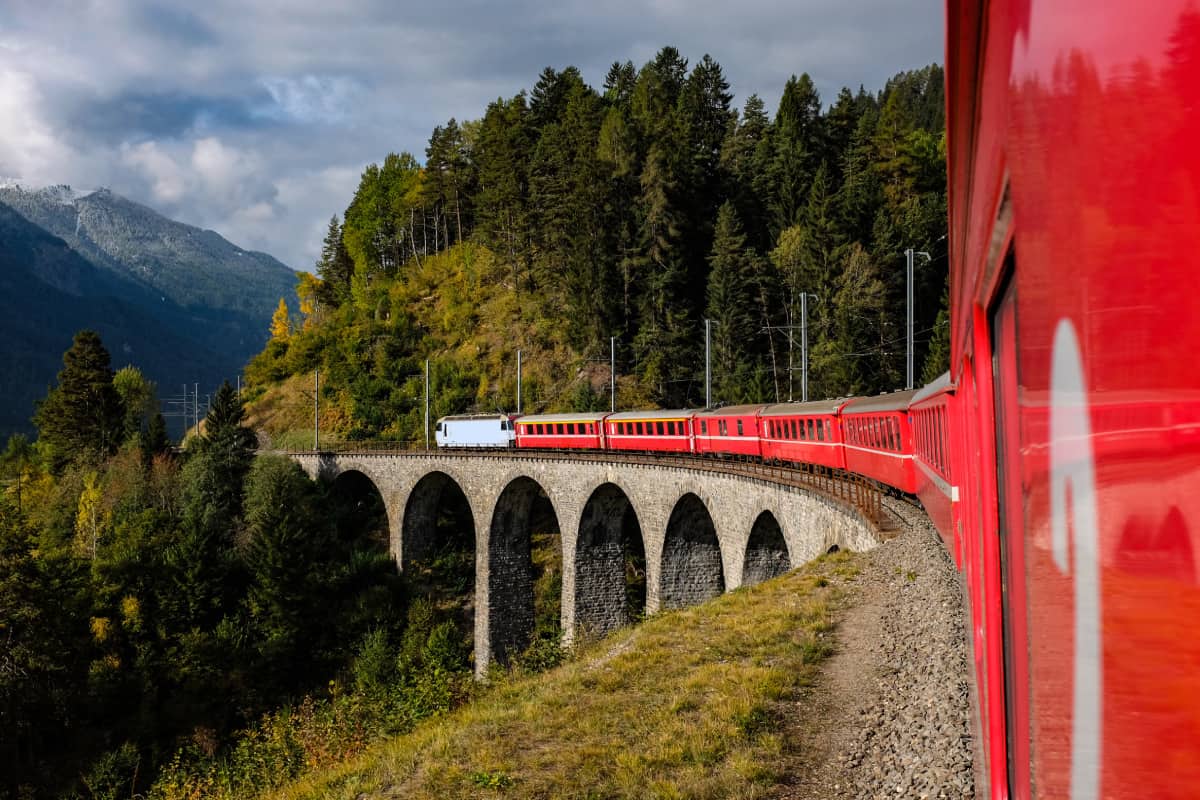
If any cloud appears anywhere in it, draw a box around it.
[0,0,943,271]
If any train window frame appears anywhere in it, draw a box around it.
[991,256,1035,797]
[737,419,744,436]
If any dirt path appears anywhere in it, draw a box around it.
[776,511,976,799]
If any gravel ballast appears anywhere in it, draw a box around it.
[784,501,976,799]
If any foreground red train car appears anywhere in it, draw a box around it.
[945,0,1200,796]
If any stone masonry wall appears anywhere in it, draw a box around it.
[291,452,880,676]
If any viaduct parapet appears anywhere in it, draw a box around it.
[289,450,880,676]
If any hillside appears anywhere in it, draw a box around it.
[0,201,229,435]
[244,242,655,449]
[155,552,857,800]
[0,185,298,399]
[243,59,949,446]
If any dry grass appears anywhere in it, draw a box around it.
[267,551,860,800]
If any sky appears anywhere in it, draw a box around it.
[0,0,943,271]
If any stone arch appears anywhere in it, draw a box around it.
[401,471,476,571]
[573,482,646,639]
[486,476,562,666]
[660,492,725,610]
[742,510,791,586]
[328,469,390,549]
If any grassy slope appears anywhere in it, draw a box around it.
[268,551,860,800]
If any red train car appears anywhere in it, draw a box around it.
[758,399,847,470]
[604,410,694,453]
[840,390,917,494]
[514,413,607,450]
[945,0,1200,796]
[692,404,766,457]
[909,374,958,559]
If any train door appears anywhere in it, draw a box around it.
[991,262,1033,798]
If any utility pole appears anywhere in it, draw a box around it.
[800,293,820,403]
[424,359,431,450]
[516,350,523,414]
[704,319,713,409]
[237,374,241,400]
[610,337,616,413]
[193,382,199,433]
[801,294,809,403]
[905,249,932,390]
[314,369,319,451]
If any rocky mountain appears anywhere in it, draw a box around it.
[0,201,232,437]
[0,184,297,371]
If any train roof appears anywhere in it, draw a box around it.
[911,372,956,405]
[841,389,919,414]
[606,409,696,420]
[438,413,512,422]
[516,413,609,423]
[693,404,770,417]
[760,398,847,416]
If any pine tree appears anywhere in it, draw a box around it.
[182,381,256,532]
[721,94,772,253]
[315,215,354,305]
[475,94,533,292]
[33,330,125,472]
[921,286,951,384]
[705,203,758,403]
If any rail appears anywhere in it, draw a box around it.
[284,445,897,532]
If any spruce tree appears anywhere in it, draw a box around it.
[705,203,758,403]
[315,215,354,305]
[33,330,125,471]
[182,381,256,532]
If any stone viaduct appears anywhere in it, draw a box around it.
[290,450,881,676]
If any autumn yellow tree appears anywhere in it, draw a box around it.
[295,273,326,330]
[76,470,109,558]
[270,298,291,340]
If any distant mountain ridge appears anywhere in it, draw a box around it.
[0,185,299,438]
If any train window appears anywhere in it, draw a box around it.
[701,420,708,435]
[737,419,743,436]
[653,422,662,435]
[817,420,825,442]
[566,423,574,435]
[937,408,946,470]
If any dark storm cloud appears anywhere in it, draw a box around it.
[65,89,274,144]
[0,0,942,269]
